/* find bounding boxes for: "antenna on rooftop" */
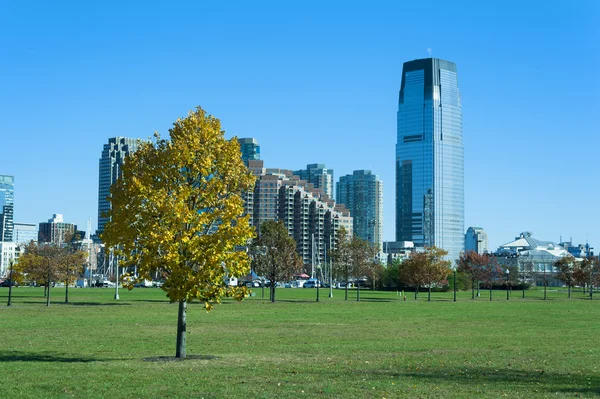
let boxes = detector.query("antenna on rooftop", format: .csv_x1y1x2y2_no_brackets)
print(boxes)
427,48,432,57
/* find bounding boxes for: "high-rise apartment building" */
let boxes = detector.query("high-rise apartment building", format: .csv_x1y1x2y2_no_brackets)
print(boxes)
97,137,140,235
0,175,14,242
237,138,260,165
336,170,383,250
465,227,488,254
38,214,77,244
245,161,351,266
396,58,464,261
293,164,334,198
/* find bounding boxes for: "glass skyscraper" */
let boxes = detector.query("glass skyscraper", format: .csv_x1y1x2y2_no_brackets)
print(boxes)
396,58,464,261
0,175,14,242
237,138,260,165
97,137,140,236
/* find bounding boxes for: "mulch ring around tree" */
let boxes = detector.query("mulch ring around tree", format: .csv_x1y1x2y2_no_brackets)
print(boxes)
143,355,220,362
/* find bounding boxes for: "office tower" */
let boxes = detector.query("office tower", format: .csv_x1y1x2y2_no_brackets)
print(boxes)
97,137,140,235
237,138,260,165
13,222,38,245
293,164,334,198
38,214,77,244
336,170,383,250
465,227,488,254
396,58,464,261
0,175,14,242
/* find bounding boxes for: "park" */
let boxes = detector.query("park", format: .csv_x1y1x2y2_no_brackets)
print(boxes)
1,286,599,398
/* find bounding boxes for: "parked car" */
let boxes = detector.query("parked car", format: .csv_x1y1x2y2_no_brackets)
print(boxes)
303,279,321,288
0,279,17,287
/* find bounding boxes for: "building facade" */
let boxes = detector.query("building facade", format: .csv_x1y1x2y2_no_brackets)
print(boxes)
246,161,351,267
237,138,260,165
0,175,15,242
38,214,77,245
336,170,383,250
97,137,140,235
13,222,38,245
0,241,16,275
293,164,334,198
396,58,464,261
465,227,488,254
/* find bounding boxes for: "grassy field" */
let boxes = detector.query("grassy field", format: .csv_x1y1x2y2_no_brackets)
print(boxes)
0,286,599,398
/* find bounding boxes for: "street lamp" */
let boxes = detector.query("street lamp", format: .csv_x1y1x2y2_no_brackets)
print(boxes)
506,268,510,300
453,269,457,302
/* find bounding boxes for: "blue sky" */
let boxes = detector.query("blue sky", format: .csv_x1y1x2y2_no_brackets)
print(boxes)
1,1,598,250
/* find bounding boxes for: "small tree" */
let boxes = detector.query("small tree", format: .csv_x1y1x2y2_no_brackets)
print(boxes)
18,242,66,306
554,255,577,298
401,246,451,301
331,227,352,300
349,236,377,302
252,220,302,302
456,250,490,299
102,107,255,358
480,257,503,301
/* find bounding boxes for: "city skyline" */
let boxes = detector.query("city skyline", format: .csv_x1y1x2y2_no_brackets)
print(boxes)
1,2,598,250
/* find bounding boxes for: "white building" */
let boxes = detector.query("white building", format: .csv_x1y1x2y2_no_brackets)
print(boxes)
0,241,16,276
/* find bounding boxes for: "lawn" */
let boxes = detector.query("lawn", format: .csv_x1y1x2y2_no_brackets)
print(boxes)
0,286,599,398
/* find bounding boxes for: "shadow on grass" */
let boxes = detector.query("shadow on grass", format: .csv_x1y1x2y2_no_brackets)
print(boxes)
0,351,108,363
19,301,130,306
354,366,600,396
143,355,220,362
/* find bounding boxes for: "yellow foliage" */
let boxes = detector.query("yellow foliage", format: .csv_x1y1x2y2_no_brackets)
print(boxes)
102,107,255,308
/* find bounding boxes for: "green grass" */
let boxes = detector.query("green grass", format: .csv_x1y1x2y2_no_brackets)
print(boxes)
0,286,599,398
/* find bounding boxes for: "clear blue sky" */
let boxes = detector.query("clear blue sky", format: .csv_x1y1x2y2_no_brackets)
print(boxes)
1,0,598,250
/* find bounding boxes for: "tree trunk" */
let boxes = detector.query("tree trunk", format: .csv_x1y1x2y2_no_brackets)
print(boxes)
356,279,360,302
477,281,480,297
345,275,348,301
176,300,187,358
271,285,275,303
43,284,47,297
428,285,431,301
490,287,492,301
46,271,51,307
471,279,475,300
568,284,571,299
414,285,418,300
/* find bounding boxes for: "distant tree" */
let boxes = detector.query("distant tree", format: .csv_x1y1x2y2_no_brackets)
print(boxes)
331,227,352,300
554,255,577,298
349,236,378,302
480,256,503,301
382,258,400,290
62,232,87,303
18,242,66,306
400,246,451,301
252,220,302,302
456,251,491,299
102,107,255,358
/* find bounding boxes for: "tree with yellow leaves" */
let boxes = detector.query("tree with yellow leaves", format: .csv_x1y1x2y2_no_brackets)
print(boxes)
102,107,255,358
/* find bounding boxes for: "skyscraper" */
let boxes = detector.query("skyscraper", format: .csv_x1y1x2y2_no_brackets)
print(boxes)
97,137,140,235
293,164,334,198
237,138,260,165
336,170,383,250
465,227,488,254
0,175,14,242
396,58,464,261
